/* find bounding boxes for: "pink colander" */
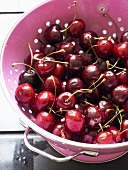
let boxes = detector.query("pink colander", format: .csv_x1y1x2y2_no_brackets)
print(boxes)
1,0,128,163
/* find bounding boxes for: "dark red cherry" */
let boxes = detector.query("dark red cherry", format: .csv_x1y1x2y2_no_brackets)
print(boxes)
93,131,116,144
65,110,85,133
95,38,113,59
121,119,128,141
106,126,123,143
35,111,55,131
80,127,97,144
74,103,85,114
55,42,75,61
52,123,72,139
66,77,84,99
124,101,128,116
34,57,56,78
67,19,86,38
40,43,56,56
98,100,115,122
15,83,35,104
83,106,104,128
35,91,55,111
79,51,94,66
116,71,128,85
56,92,76,110
100,70,118,93
42,75,62,95
120,31,128,42
113,42,128,60
18,70,41,89
52,63,66,80
79,31,98,51
44,24,63,44
111,85,128,105
81,64,101,85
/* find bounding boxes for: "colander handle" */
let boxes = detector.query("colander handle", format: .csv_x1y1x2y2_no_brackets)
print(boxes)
24,127,99,162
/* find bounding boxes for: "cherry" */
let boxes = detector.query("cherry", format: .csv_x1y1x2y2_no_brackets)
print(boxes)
65,109,85,133
83,106,104,128
121,119,128,141
79,31,98,51
67,19,86,38
111,85,128,105
93,131,116,144
106,126,123,143
35,91,55,111
56,92,76,110
124,101,128,116
98,100,115,122
113,42,128,61
18,70,41,89
116,71,128,85
61,81,67,93
74,103,85,114
95,38,113,59
55,42,75,61
52,123,72,139
80,127,97,144
44,24,63,44
15,83,35,104
35,111,55,131
52,63,66,80
66,77,85,99
42,75,62,95
40,43,56,56
34,57,56,78
120,31,128,42
79,51,94,66
81,64,101,85
100,70,118,93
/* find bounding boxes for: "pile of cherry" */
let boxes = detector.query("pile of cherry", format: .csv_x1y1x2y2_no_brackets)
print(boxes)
14,5,128,145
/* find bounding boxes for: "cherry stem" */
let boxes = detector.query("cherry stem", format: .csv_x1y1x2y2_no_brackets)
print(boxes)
84,100,95,106
107,58,120,70
60,1,77,33
12,62,44,83
103,13,118,39
28,43,34,70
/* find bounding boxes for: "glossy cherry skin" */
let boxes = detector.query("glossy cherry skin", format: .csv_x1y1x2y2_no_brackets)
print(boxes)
98,100,115,122
121,119,128,141
65,110,85,133
79,51,94,66
79,31,98,51
40,43,56,56
111,85,128,105
124,101,128,116
52,63,66,80
52,123,72,139
18,70,41,89
34,57,56,78
15,83,35,104
120,31,128,42
100,70,118,93
106,126,123,143
35,91,55,111
116,71,128,85
81,64,101,85
113,42,128,60
66,77,85,99
56,92,76,110
42,75,62,95
67,19,86,38
35,111,55,131
83,106,104,128
80,127,97,144
55,42,75,61
44,24,63,44
95,39,113,59
93,131,116,144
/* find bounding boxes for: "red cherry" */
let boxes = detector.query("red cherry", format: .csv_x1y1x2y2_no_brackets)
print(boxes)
113,42,128,60
65,110,85,133
52,63,66,80
93,131,116,144
35,111,55,131
120,31,128,42
121,119,128,141
35,91,55,111
116,71,128,85
67,19,86,38
15,83,35,104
